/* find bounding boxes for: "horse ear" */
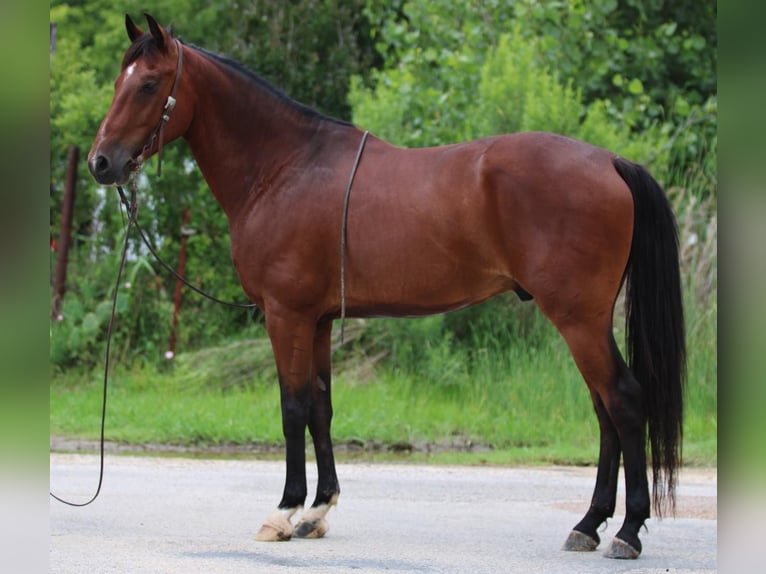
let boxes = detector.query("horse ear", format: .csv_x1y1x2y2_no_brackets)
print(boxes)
125,14,143,43
144,13,167,51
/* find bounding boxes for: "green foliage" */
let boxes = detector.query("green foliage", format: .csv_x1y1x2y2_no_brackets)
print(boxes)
218,0,378,120
49,1,716,467
364,316,470,390
351,0,495,147
49,316,716,464
351,12,669,171
344,2,717,466
356,0,716,187
473,28,667,170
474,30,581,137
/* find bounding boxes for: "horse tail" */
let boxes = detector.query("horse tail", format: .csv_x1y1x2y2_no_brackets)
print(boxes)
613,157,686,517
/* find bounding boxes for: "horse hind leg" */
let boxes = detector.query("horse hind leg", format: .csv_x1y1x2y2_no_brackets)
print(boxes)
563,390,621,552
601,360,651,559
554,318,650,559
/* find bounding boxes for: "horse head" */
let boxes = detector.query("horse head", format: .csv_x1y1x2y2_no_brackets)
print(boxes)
88,13,189,185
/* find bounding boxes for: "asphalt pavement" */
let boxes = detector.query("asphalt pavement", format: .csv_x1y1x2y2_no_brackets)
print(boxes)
50,454,716,573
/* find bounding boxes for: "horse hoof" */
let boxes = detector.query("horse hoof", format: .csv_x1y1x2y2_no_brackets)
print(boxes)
255,510,296,542
255,524,291,542
294,517,329,539
603,537,640,559
562,530,599,552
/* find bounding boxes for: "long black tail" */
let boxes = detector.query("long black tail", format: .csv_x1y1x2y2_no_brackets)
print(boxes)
613,157,686,517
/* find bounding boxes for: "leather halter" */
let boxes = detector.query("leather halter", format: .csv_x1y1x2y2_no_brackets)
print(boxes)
140,38,184,177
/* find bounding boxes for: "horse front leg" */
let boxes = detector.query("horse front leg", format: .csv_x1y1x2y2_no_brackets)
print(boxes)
255,312,316,542
294,319,339,539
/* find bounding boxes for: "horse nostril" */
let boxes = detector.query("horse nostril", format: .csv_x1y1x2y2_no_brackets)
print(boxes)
94,155,110,174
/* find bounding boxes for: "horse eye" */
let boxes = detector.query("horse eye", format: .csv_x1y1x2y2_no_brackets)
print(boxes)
140,81,158,94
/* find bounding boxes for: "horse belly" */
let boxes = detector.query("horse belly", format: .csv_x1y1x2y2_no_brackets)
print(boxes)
349,258,513,317
345,200,514,316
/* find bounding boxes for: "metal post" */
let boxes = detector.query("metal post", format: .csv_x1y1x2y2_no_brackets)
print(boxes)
51,145,78,320
166,207,191,359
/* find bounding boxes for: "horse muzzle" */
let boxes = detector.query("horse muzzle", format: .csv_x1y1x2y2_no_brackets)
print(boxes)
87,145,141,186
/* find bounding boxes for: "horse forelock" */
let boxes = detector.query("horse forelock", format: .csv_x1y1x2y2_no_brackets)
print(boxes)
121,26,175,69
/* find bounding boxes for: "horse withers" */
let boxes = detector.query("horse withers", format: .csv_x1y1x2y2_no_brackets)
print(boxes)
88,14,685,559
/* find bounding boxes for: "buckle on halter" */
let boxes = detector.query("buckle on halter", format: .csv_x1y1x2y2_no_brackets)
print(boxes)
162,96,176,123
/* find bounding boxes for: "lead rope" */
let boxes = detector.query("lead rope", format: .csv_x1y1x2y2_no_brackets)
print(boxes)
50,180,258,507
49,187,137,507
116,185,258,309
49,39,181,509
339,130,369,344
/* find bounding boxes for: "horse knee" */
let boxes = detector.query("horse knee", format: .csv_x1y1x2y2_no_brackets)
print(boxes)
281,389,310,434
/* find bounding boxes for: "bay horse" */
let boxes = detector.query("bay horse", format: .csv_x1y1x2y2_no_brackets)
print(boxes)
88,14,685,559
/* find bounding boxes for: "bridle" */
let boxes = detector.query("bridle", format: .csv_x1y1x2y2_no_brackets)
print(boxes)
139,38,184,177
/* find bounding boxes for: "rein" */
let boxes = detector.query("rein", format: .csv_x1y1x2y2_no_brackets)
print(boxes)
124,38,255,308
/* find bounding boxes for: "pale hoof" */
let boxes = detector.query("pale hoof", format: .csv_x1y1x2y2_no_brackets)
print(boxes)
562,530,599,552
293,501,334,539
603,537,640,559
255,523,292,542
294,517,329,539
255,509,297,542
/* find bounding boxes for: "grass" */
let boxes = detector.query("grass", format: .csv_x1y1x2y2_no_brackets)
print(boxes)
50,309,716,467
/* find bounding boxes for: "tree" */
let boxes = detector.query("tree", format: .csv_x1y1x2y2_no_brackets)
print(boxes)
357,0,716,189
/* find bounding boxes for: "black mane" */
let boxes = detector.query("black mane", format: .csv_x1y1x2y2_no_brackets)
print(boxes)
189,42,351,127
123,28,351,127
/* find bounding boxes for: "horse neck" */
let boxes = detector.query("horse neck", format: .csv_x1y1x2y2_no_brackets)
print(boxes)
181,47,324,218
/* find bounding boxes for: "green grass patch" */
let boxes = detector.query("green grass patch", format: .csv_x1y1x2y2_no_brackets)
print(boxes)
50,313,716,467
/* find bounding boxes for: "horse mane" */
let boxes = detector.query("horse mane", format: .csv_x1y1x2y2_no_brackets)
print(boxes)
189,42,352,127
123,27,351,128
